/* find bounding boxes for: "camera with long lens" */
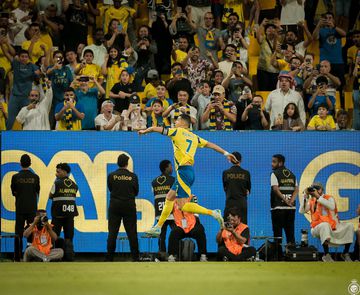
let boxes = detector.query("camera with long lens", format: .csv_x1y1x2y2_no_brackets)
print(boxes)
224,222,232,229
38,215,48,226
307,186,316,193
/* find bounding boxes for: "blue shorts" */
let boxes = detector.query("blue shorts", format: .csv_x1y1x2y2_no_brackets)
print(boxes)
171,166,195,199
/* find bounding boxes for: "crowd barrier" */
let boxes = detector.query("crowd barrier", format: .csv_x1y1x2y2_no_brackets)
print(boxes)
1,131,359,253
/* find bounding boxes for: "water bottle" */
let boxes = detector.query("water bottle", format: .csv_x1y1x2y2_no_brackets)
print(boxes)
301,229,308,247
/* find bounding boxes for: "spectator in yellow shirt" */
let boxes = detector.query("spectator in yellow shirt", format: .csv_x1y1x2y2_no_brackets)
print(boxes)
22,23,48,64
307,104,336,131
171,35,189,65
271,43,296,72
104,0,136,34
75,49,104,87
0,95,8,130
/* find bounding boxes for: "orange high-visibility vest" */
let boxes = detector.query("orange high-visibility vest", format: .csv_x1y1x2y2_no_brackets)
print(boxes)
173,198,196,234
222,223,248,255
309,194,338,230
32,226,53,255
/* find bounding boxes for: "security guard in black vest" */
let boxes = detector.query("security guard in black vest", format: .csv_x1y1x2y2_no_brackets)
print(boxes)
270,154,298,246
49,163,78,261
11,154,40,261
106,154,140,262
222,152,251,223
151,160,175,256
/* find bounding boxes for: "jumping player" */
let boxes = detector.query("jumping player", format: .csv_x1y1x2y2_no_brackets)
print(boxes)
139,113,238,237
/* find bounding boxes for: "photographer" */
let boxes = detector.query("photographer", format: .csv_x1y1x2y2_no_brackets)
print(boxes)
47,50,73,127
201,85,236,131
299,182,354,262
49,163,78,261
216,207,256,261
23,209,64,262
307,76,335,117
240,94,269,130
167,195,208,262
312,12,346,107
54,88,85,130
222,60,252,104
120,94,147,131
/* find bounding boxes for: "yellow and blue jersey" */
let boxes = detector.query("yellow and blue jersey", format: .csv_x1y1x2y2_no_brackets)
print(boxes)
165,127,208,168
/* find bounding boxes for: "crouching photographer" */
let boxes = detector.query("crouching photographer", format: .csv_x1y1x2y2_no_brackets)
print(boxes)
299,182,354,262
23,210,64,262
216,207,256,261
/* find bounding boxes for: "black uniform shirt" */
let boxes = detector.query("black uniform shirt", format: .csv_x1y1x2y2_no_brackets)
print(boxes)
11,170,40,214
222,166,251,201
107,168,139,201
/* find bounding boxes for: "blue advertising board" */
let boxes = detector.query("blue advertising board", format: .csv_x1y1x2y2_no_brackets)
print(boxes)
1,131,359,253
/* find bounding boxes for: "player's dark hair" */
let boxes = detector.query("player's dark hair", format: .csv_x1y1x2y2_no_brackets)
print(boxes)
20,154,31,168
117,154,129,168
159,160,171,174
179,114,191,127
273,154,285,165
56,163,71,174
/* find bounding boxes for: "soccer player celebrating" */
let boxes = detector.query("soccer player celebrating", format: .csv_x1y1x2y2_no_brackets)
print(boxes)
139,113,238,237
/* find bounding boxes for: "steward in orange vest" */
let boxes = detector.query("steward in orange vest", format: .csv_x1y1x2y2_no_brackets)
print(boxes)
216,207,256,261
167,195,207,261
300,182,354,262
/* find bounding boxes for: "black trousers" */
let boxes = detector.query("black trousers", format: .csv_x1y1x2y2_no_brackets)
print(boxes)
225,197,248,224
158,220,175,253
14,212,35,261
271,209,295,244
52,216,75,240
217,245,256,261
107,199,139,260
168,221,207,256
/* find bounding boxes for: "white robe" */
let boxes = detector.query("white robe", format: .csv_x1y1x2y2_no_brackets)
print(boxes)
299,194,354,245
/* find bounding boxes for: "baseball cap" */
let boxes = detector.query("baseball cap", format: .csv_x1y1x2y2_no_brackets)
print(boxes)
212,85,225,95
101,100,114,108
129,93,140,104
147,69,159,79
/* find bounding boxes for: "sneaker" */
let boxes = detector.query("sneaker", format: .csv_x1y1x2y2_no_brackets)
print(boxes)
212,209,224,227
223,256,229,262
341,253,353,262
144,225,161,237
200,254,208,262
322,253,334,262
168,255,176,262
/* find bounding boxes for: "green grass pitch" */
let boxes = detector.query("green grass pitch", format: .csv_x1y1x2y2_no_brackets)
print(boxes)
0,262,359,295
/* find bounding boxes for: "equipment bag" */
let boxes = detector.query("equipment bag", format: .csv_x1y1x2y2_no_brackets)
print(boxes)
179,239,195,261
285,244,319,261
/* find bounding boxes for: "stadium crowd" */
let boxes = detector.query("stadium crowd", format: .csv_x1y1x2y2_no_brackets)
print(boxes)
0,0,359,131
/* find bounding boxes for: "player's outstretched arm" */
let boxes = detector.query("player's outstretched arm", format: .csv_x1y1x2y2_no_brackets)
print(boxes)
205,142,239,164
138,126,164,135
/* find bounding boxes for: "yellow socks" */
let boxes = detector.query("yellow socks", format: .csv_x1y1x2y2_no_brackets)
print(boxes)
157,199,175,227
181,202,213,216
